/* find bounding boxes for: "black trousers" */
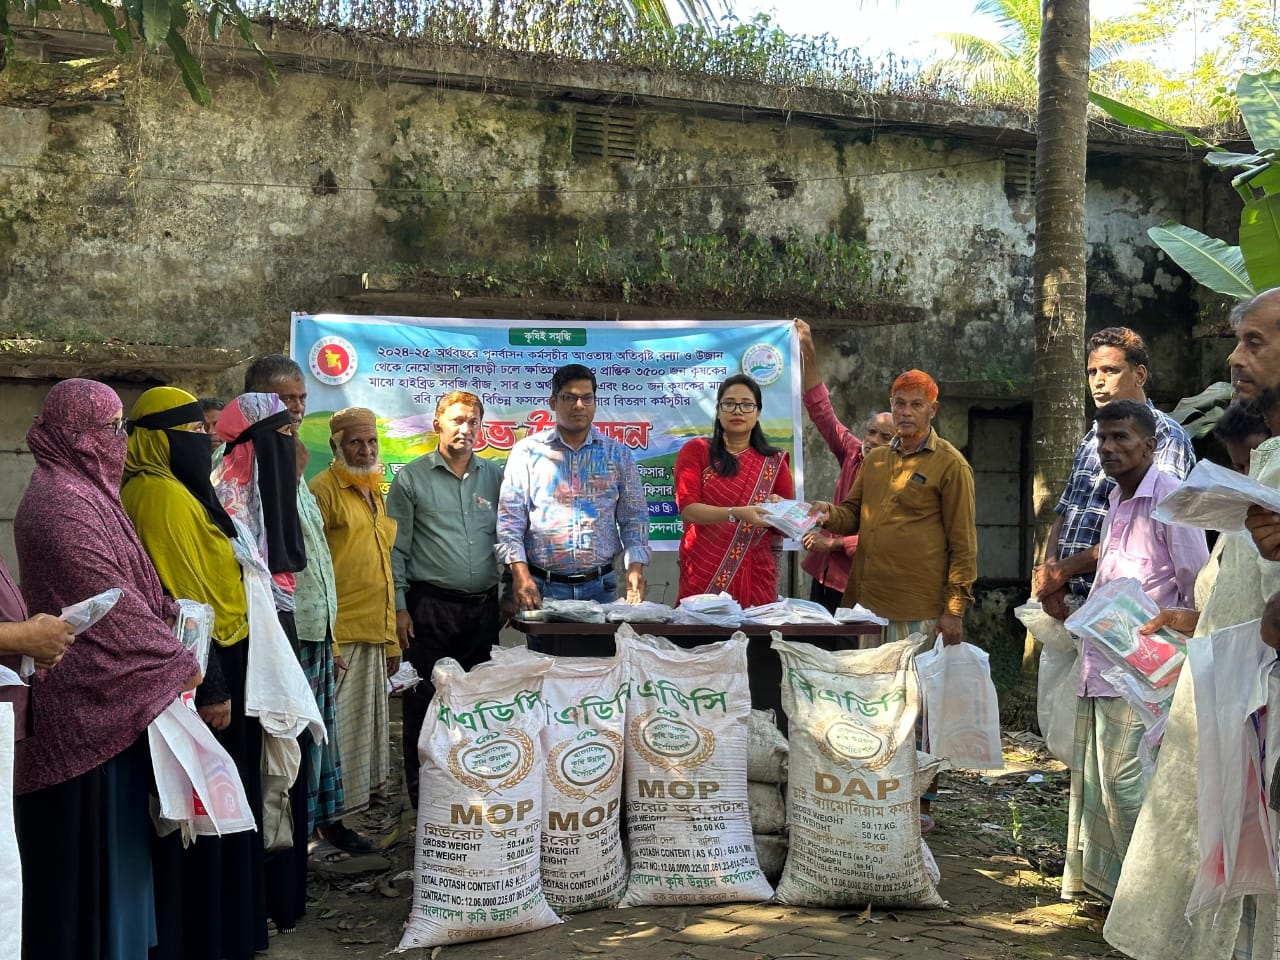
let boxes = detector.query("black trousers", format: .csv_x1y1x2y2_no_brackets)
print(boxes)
809,578,843,614
401,582,499,804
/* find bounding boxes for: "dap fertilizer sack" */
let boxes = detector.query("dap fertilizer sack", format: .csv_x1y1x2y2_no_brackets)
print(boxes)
773,637,943,908
398,651,560,951
617,624,773,906
531,649,630,913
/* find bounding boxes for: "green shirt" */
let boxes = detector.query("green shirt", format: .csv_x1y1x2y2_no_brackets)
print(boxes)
294,482,337,643
386,451,504,606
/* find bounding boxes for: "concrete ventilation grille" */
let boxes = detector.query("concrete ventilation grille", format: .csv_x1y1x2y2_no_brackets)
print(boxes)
1004,151,1035,196
572,109,637,162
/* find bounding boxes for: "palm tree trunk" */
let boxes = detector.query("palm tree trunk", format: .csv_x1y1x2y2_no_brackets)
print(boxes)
1011,0,1091,725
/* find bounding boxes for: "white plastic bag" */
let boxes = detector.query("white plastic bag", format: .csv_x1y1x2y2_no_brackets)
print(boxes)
148,696,257,844
0,704,19,960
1037,645,1080,765
240,559,324,742
915,637,1004,771
1065,578,1187,689
1014,599,1074,654
1186,621,1276,920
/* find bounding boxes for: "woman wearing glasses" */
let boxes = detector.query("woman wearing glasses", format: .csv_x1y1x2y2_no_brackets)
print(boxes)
674,374,793,607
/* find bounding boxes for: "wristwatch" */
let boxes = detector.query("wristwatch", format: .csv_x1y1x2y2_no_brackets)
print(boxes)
727,507,737,523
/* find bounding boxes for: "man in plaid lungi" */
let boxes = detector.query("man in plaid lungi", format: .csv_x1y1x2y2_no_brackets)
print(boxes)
1061,401,1206,910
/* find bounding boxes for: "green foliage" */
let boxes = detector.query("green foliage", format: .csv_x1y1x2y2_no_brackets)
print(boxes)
1094,69,1280,301
1,0,274,105
1171,381,1234,438
1099,0,1280,126
1145,223,1254,298
928,0,1128,111
395,227,909,317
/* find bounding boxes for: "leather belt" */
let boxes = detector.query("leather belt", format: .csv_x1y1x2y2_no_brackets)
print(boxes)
527,562,612,585
410,581,498,605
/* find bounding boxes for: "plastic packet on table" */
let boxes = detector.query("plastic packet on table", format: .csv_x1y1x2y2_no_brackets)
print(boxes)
60,588,124,635
1064,577,1186,688
834,604,890,627
600,600,674,623
743,598,840,625
538,599,606,623
757,499,819,539
672,592,743,627
174,599,215,673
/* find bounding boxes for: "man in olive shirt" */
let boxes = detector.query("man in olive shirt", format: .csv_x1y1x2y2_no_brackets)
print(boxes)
386,390,504,805
813,369,977,647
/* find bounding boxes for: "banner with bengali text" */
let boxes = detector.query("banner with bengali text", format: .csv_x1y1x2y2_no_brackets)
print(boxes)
289,314,803,549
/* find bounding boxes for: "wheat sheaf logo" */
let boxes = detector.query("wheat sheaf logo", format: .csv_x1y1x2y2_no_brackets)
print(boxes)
447,729,535,794
629,708,716,772
815,715,896,772
546,729,623,801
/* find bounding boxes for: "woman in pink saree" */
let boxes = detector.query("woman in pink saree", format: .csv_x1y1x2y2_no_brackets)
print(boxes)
675,375,793,607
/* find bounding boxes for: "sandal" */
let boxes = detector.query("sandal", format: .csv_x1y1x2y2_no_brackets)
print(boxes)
308,839,351,866
321,822,377,854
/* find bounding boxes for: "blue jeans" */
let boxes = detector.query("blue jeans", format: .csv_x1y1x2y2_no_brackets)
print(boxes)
536,571,617,604
528,572,616,653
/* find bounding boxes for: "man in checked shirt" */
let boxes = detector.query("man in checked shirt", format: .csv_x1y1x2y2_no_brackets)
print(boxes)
1033,327,1196,620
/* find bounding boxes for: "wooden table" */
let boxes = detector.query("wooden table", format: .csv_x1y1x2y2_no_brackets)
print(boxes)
511,619,882,732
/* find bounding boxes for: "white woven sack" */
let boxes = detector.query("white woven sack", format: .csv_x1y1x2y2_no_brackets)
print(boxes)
531,649,630,912
397,651,560,951
773,637,943,908
617,624,773,906
748,781,786,835
747,709,788,783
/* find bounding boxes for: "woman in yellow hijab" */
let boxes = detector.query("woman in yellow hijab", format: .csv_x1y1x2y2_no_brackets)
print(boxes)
122,385,268,959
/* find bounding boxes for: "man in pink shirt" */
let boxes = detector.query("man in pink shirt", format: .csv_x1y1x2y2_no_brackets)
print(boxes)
1063,398,1207,915
795,319,895,612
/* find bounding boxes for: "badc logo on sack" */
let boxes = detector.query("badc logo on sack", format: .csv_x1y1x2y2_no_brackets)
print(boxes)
309,336,358,385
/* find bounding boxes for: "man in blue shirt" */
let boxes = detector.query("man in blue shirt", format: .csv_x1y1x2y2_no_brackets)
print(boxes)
497,363,651,622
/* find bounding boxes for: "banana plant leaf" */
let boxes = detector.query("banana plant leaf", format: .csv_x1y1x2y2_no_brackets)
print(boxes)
1241,193,1280,291
1088,91,1218,150
1238,71,1280,156
1147,223,1255,299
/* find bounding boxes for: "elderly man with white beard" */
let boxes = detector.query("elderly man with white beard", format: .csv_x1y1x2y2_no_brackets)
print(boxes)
310,407,399,828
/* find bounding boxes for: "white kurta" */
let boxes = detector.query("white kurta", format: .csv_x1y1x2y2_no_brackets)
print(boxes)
1106,437,1280,960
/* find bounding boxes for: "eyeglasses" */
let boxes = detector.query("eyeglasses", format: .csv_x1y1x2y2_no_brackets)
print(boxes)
557,393,597,407
107,418,129,436
717,401,759,414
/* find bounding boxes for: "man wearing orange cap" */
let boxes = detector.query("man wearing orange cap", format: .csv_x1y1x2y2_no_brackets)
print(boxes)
812,369,977,647
310,406,399,828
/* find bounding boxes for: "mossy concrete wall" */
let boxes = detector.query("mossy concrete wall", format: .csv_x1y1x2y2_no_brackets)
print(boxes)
0,23,1238,602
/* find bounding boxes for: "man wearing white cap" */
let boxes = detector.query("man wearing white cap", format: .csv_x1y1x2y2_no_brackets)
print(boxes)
310,407,399,830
